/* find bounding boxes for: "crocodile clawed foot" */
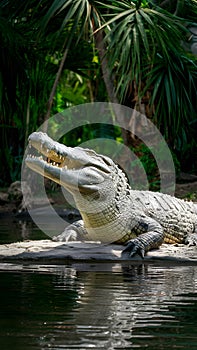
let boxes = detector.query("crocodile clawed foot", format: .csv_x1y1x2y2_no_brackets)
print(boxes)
122,241,145,259
52,229,78,242
185,233,197,247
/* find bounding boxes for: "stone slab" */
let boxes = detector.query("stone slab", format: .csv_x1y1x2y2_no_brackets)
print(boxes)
0,240,196,263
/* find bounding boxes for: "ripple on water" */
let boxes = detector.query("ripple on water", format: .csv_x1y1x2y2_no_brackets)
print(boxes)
0,263,196,349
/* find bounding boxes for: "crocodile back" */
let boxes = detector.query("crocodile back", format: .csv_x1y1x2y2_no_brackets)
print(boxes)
130,191,197,243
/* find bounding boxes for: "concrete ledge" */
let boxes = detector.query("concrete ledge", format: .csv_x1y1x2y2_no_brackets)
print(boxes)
0,240,196,263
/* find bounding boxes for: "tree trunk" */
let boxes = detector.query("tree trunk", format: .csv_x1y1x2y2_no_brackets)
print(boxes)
94,29,129,145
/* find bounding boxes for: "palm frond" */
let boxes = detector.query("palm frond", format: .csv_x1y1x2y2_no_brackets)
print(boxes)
144,53,197,140
97,1,189,101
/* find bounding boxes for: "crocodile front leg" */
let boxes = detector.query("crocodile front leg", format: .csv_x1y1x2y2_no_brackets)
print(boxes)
52,220,87,242
122,216,164,258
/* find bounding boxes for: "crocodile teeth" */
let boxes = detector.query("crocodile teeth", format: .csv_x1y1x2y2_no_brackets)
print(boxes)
28,153,62,167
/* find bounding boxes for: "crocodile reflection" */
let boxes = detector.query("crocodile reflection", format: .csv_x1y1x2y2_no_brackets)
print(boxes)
40,263,197,349
1,263,196,349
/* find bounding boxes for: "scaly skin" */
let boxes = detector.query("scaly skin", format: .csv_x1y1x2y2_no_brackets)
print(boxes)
25,132,197,258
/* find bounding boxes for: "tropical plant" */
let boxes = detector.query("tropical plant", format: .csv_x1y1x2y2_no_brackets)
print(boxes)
0,1,98,184
0,0,196,185
97,1,196,140
28,0,196,184
38,0,196,142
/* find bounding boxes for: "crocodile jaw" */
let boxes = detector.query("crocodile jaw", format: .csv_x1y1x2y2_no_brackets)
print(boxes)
25,132,112,193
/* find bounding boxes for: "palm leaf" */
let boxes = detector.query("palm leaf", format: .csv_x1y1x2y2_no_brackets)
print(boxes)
136,11,150,57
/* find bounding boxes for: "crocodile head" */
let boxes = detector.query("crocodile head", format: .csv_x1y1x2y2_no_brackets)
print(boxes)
25,132,116,197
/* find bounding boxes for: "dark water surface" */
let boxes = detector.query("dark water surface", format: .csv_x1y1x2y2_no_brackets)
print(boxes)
0,217,197,349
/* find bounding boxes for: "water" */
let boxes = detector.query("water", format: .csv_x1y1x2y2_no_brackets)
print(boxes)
0,214,48,243
0,217,197,349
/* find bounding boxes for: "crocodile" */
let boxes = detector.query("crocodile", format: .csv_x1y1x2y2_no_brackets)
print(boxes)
25,132,197,257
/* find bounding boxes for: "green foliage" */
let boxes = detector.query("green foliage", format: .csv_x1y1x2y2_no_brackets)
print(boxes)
98,0,196,139
55,71,89,110
144,53,196,140
0,1,99,184
130,142,180,191
58,123,121,148
0,0,196,185
134,143,160,190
